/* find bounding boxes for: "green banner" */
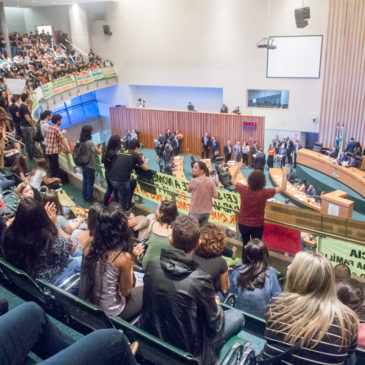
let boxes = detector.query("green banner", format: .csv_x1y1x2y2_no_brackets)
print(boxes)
52,75,77,94
102,66,117,78
29,93,39,119
41,82,53,99
76,70,94,85
134,172,240,231
318,237,365,278
92,68,104,80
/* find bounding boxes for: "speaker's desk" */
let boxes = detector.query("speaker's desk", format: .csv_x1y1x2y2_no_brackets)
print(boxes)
297,149,365,198
228,161,247,185
172,156,186,180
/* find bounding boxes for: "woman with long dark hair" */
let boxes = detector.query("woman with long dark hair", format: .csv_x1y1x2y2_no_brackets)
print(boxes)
102,135,121,206
79,125,101,203
229,238,281,317
0,198,76,284
79,203,144,320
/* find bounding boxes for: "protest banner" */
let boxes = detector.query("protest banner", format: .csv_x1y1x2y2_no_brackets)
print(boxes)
92,68,104,81
29,93,39,119
134,172,240,231
52,75,76,95
102,66,117,78
41,82,53,99
317,236,365,278
76,70,94,85
6,79,25,95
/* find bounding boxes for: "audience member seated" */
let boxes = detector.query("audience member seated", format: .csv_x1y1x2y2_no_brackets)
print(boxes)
141,200,178,270
192,223,230,296
0,301,137,364
0,198,77,285
15,182,34,199
337,151,348,166
29,158,62,191
336,278,365,349
306,184,316,197
187,101,195,111
296,179,306,192
11,154,28,182
139,215,244,364
257,251,358,364
326,146,339,158
79,203,144,320
334,263,351,285
0,171,14,191
229,238,281,318
344,137,355,156
42,189,84,237
71,203,103,252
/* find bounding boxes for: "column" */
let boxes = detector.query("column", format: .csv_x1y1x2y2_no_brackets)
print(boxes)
0,3,11,58
68,4,90,58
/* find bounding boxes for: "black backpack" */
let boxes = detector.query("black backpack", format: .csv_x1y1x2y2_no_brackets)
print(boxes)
34,123,44,143
72,142,92,167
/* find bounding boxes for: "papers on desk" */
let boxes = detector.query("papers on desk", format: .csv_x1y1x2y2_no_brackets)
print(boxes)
238,179,247,184
294,194,306,201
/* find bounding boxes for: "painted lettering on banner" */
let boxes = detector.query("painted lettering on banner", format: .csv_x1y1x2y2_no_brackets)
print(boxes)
76,70,94,85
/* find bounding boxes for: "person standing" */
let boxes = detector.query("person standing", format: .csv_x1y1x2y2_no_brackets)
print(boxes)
19,93,35,161
109,140,148,211
102,135,121,206
211,136,219,162
253,148,266,171
233,141,242,162
223,140,232,162
267,144,276,168
232,162,288,248
293,139,302,168
187,161,218,226
242,142,249,167
286,137,294,165
250,141,258,167
9,95,21,137
0,107,8,170
45,114,70,178
201,132,211,159
78,125,101,203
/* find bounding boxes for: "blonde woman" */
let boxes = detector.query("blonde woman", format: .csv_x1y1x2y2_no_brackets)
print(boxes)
258,251,358,364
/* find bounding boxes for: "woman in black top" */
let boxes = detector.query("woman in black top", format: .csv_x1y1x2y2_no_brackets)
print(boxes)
102,135,121,206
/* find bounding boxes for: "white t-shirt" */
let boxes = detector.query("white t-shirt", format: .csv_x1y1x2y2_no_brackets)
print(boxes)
29,169,47,189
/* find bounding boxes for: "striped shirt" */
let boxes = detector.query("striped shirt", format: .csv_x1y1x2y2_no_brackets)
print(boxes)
259,308,358,364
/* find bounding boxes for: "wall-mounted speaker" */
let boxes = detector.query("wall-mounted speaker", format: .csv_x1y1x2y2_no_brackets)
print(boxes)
103,25,112,36
295,7,310,28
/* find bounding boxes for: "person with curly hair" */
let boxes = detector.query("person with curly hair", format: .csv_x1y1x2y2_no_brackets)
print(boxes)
192,223,230,295
229,238,281,317
79,203,144,320
232,162,288,249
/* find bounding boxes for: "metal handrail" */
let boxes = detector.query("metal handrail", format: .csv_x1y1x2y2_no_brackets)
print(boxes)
6,132,25,148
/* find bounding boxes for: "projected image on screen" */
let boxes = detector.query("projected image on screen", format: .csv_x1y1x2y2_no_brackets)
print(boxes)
248,89,289,109
267,35,323,78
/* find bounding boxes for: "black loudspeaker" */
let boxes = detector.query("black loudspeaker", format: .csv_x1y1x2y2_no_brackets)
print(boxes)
295,7,310,28
103,25,112,36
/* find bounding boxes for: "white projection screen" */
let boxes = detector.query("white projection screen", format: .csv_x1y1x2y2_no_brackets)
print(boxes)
267,35,323,78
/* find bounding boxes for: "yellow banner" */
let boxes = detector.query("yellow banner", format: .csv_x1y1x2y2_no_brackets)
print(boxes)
318,236,365,278
134,172,240,231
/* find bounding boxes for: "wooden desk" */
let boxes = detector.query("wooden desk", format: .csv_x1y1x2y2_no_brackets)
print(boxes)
172,156,186,180
321,190,354,219
297,149,365,198
269,168,320,212
361,156,365,170
228,161,248,185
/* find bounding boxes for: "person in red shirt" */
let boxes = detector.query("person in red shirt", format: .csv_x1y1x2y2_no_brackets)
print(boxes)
232,161,288,248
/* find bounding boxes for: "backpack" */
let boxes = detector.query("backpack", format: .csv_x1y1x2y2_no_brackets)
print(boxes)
72,142,92,167
34,123,44,143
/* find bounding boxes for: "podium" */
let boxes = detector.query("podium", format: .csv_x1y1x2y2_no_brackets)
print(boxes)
321,190,354,219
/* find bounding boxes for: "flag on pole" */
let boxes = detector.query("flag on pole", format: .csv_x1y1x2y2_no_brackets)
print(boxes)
334,126,340,149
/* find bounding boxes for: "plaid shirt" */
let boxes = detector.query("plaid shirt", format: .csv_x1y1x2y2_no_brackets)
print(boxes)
45,124,63,155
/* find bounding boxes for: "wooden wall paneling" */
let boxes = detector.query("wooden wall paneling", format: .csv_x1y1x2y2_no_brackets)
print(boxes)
320,0,365,148
110,107,265,157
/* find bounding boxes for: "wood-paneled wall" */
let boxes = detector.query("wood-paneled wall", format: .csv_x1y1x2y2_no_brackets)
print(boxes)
110,107,265,156
319,0,365,148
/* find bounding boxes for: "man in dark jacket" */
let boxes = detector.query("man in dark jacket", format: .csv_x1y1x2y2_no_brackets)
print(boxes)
253,149,266,170
223,140,232,162
201,132,211,158
140,216,243,364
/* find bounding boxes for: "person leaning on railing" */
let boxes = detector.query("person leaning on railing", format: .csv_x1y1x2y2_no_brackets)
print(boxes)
231,161,288,251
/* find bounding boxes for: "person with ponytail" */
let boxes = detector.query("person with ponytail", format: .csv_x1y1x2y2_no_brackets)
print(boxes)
258,251,358,364
79,203,144,320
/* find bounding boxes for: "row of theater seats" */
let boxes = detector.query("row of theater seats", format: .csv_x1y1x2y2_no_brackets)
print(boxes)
0,257,259,364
